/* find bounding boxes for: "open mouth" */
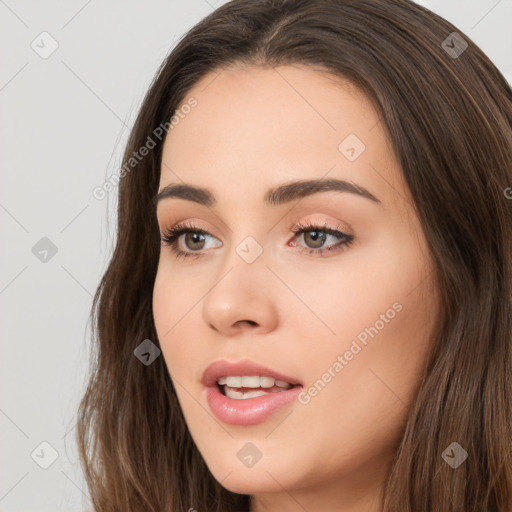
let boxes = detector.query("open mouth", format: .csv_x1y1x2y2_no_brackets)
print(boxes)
204,375,302,426
205,371,303,425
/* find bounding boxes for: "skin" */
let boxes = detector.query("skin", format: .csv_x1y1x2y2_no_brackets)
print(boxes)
152,63,439,512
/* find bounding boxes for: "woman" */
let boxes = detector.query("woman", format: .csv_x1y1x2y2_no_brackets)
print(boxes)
77,1,512,511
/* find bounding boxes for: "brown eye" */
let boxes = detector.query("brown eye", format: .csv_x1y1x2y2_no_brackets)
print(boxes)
302,230,327,249
160,221,221,260
291,221,355,257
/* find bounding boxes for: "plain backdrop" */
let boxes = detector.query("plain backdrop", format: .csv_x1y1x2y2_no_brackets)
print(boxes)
1,0,511,510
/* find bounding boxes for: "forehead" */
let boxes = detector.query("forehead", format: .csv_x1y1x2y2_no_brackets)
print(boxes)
165,63,376,155
159,64,409,216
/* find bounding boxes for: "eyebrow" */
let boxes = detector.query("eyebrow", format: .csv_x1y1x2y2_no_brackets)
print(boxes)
152,178,381,210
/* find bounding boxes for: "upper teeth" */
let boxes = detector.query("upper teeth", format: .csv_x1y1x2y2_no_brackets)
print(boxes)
217,376,292,389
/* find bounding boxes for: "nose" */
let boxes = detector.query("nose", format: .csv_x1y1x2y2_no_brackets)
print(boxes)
201,250,279,336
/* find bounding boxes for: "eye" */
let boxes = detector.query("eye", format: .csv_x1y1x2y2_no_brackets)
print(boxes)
160,220,221,260
160,220,355,260
290,220,354,257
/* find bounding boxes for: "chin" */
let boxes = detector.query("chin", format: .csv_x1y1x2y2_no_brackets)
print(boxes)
215,473,277,495
206,456,302,496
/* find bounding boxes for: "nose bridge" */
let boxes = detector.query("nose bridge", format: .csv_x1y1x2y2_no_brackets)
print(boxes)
233,232,266,266
213,227,269,297
200,227,279,335
217,207,270,268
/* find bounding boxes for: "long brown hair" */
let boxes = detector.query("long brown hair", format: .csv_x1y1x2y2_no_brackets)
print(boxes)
77,1,512,510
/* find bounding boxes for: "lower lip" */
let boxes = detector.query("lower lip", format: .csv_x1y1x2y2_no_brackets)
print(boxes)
205,384,303,426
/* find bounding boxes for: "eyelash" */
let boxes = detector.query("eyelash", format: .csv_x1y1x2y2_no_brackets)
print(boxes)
160,219,355,260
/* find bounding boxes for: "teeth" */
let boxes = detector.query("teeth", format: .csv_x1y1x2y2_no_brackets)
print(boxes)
224,376,242,387
260,376,276,388
217,375,296,400
224,388,270,400
217,376,293,389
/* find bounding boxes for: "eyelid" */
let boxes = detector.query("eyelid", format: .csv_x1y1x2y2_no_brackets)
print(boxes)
291,217,353,237
159,217,350,242
160,217,355,260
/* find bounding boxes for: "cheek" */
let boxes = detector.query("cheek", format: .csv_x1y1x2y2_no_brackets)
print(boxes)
152,264,191,376
152,266,172,344
287,241,436,481
152,256,206,336
282,220,434,348
292,222,436,410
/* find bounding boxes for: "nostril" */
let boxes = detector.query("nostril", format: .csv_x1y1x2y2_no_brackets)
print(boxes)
236,320,258,327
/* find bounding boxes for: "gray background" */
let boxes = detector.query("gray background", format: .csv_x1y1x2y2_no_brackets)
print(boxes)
1,0,511,510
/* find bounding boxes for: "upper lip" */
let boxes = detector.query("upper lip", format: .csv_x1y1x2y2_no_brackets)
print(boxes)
202,359,303,388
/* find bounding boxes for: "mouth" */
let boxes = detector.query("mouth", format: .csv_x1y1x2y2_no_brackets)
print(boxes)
202,359,303,426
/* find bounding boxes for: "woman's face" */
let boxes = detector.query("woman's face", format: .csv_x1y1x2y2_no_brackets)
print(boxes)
153,64,438,511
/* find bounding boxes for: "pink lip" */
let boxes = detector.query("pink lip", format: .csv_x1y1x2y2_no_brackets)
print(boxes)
201,359,302,388
202,359,303,426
